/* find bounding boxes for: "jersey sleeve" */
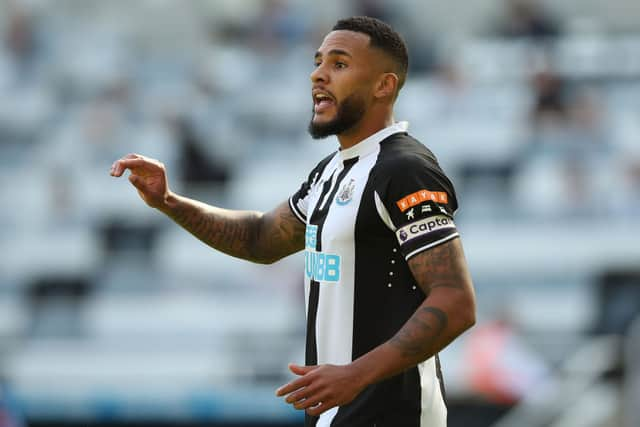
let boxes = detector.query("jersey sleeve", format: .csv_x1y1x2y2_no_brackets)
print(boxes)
289,154,333,224
375,159,459,260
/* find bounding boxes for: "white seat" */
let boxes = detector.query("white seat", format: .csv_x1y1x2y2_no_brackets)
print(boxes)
83,290,300,338
152,228,253,285
455,39,532,84
4,338,238,394
0,227,101,284
462,219,640,279
225,147,328,211
0,297,29,341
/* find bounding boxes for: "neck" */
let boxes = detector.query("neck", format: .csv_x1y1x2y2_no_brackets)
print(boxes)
337,113,394,150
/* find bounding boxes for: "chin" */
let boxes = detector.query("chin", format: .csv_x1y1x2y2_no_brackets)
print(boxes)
312,113,334,124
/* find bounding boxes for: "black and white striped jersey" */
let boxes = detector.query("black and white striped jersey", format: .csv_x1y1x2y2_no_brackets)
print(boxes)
289,122,459,427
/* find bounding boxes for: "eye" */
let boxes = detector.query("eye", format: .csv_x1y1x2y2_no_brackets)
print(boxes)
335,62,347,69
314,61,321,68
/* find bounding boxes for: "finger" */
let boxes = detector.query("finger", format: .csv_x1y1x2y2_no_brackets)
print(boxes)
276,364,317,396
112,158,151,177
285,383,318,404
118,158,151,170
110,154,143,176
289,364,317,376
293,391,325,410
276,375,312,397
306,401,334,417
120,153,142,162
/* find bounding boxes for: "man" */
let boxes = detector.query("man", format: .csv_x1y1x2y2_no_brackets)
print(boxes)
111,16,475,427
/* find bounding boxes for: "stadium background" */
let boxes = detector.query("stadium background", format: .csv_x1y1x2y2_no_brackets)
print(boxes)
1,0,639,426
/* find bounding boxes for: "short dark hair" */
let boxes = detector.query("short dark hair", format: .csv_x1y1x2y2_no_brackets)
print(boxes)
332,16,409,94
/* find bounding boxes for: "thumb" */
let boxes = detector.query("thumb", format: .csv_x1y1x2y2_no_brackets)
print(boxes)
288,363,317,376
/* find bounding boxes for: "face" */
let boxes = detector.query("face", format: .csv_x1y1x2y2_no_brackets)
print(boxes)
308,30,381,139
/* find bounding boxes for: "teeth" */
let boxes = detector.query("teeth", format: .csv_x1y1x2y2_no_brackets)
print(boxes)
316,97,331,105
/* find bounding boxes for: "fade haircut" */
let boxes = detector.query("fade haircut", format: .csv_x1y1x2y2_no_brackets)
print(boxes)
332,16,409,95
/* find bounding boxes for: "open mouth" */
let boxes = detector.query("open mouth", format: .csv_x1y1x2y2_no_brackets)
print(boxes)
313,91,336,114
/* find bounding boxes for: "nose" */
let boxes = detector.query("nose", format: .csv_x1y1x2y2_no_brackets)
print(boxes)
310,63,328,84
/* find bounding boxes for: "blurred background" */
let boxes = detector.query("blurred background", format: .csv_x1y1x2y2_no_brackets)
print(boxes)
0,0,639,426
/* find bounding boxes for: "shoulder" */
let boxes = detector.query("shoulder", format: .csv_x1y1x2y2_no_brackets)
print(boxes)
373,133,455,191
374,133,438,170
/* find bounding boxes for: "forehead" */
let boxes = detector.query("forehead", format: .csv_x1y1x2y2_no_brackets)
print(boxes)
316,30,371,57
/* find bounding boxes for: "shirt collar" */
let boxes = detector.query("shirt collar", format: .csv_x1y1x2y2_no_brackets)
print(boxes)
338,121,409,161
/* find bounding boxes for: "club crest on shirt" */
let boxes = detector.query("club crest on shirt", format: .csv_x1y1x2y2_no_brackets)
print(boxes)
335,179,355,206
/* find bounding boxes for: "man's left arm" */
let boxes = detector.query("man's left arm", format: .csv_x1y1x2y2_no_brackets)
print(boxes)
277,237,476,416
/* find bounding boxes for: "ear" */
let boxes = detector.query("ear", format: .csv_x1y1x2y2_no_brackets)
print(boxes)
373,73,399,100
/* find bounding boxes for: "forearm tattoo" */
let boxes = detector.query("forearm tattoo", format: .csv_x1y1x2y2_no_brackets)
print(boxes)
390,238,469,358
168,200,304,263
390,306,448,357
168,203,260,260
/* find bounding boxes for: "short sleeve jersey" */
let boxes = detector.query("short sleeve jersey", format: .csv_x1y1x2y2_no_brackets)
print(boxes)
289,122,458,427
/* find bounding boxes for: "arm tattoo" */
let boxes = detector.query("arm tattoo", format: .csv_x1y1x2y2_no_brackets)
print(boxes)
408,238,465,292
389,238,473,359
169,202,260,260
390,306,448,357
259,204,306,261
167,199,304,263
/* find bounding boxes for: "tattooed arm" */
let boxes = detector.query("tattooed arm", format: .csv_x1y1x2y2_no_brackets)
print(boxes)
355,237,475,380
110,153,305,263
162,196,305,263
277,237,476,416
388,238,476,357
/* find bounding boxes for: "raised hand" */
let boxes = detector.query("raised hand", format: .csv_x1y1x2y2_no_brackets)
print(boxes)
110,153,170,209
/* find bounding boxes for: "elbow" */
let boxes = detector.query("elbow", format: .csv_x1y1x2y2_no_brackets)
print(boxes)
251,252,283,265
449,287,476,335
454,309,475,339
464,308,476,331
461,293,477,332
248,254,275,265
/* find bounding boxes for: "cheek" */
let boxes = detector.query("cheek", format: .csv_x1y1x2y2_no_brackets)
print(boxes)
333,69,371,95
351,74,377,101
342,87,373,109
335,77,374,105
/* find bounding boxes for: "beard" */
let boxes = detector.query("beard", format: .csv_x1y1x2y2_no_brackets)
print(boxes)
308,92,366,139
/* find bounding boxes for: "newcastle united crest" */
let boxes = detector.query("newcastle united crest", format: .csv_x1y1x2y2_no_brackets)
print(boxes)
335,179,355,206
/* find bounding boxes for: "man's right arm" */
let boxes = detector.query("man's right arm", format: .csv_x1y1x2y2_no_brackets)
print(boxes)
111,153,305,264
162,195,305,264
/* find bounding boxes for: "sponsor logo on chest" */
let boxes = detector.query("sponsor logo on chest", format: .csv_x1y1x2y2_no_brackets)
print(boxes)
304,224,341,283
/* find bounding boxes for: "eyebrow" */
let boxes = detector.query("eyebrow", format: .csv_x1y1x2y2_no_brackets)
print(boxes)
314,49,353,59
